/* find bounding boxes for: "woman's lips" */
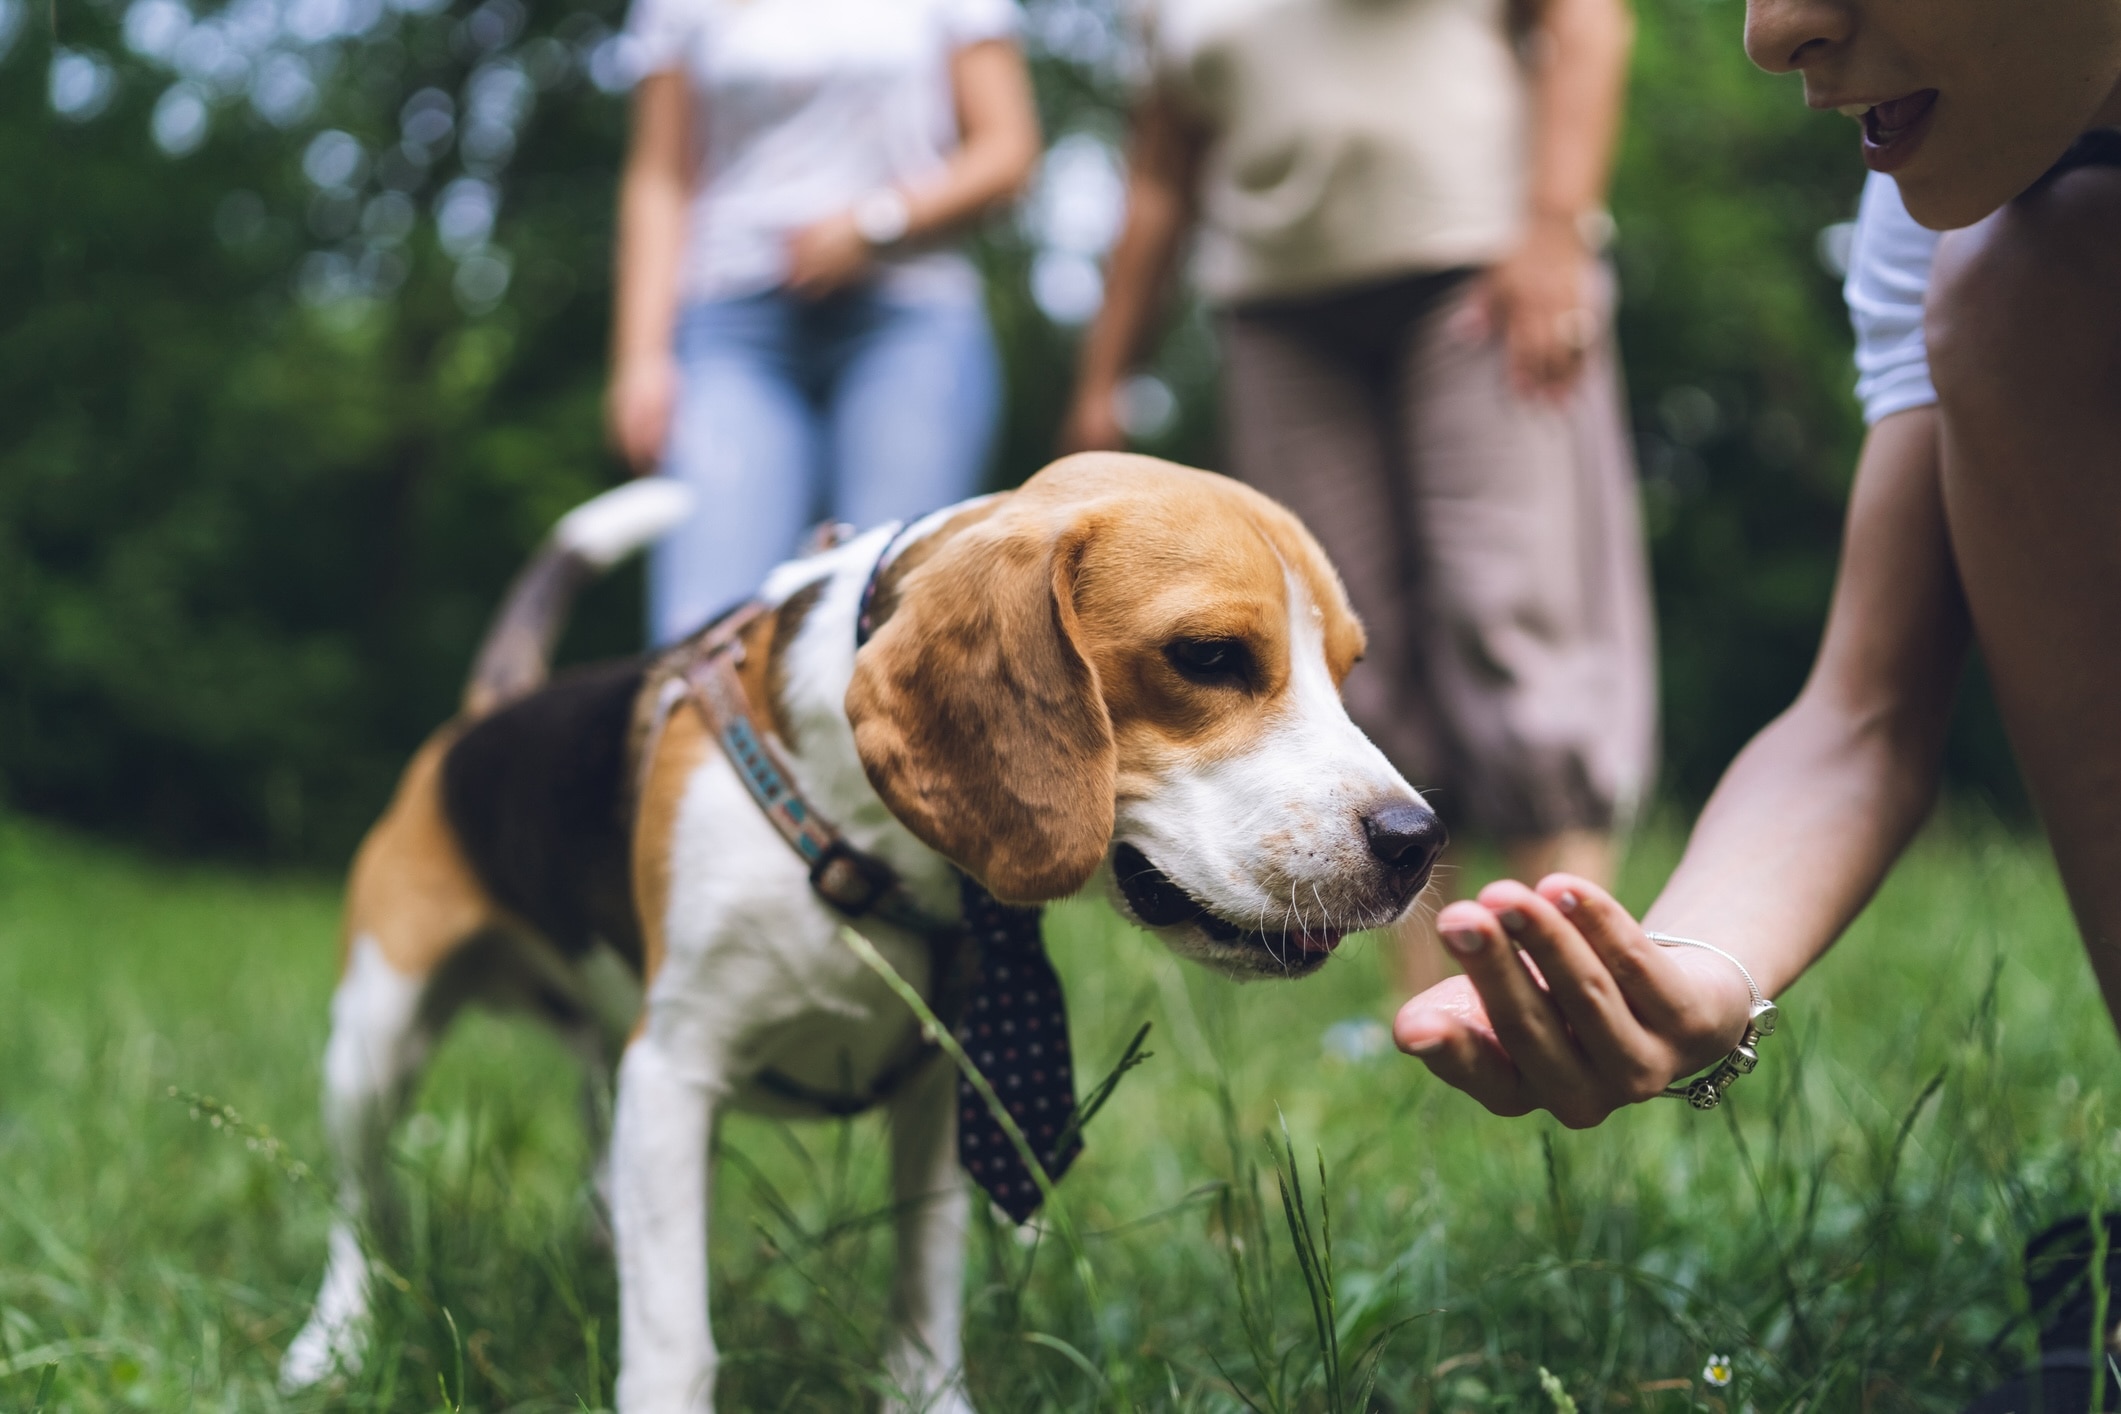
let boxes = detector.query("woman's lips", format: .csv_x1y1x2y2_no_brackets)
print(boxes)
1844,90,1938,173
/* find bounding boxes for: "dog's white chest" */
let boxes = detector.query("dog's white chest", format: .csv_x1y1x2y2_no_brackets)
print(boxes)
642,745,952,1113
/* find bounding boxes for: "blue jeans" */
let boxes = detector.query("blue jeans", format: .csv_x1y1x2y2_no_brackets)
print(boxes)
648,284,1002,645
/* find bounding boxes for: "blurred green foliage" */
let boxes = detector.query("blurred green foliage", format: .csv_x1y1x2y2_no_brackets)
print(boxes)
3,0,638,856
0,0,2017,863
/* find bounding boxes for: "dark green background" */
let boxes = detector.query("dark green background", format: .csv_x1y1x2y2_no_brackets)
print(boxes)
0,0,2018,862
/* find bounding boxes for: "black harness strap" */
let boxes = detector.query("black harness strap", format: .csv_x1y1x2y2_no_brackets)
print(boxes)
855,518,918,650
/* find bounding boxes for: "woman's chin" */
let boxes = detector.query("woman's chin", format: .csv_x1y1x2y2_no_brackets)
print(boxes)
1893,115,2106,231
1890,156,2024,232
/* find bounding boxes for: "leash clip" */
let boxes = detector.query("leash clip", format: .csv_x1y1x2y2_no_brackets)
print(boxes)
809,838,897,917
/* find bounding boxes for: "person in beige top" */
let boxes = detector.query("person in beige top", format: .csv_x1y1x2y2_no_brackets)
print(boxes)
1065,0,1656,989
1156,0,1534,301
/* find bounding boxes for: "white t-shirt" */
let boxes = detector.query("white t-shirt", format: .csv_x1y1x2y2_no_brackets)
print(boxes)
1844,172,1941,424
621,0,1019,303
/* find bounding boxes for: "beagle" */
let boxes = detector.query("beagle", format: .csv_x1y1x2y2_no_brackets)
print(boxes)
281,453,1445,1412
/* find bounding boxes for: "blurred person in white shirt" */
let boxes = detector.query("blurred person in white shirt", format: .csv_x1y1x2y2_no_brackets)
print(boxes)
608,0,1040,643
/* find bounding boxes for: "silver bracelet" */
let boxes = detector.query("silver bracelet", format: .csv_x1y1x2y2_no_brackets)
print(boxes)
1645,931,1780,1110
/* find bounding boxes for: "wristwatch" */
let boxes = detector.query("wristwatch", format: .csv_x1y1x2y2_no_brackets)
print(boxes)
852,188,912,248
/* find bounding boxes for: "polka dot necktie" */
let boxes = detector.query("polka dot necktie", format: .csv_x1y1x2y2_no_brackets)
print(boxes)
955,875,1081,1224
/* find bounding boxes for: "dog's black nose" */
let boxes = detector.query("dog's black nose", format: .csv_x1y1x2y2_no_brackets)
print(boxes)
1363,800,1447,875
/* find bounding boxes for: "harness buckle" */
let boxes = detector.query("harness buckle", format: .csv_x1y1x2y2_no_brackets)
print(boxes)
809,838,897,917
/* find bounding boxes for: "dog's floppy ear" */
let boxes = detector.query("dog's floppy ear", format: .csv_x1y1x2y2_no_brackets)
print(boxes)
846,508,1116,904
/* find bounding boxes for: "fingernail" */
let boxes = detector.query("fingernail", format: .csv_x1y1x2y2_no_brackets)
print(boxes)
1557,890,1581,912
1396,1011,1447,1054
1498,909,1527,937
1441,927,1484,956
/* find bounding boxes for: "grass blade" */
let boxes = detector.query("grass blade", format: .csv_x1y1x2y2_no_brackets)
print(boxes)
836,925,1127,1406
1023,1330,1113,1395
1052,1021,1155,1160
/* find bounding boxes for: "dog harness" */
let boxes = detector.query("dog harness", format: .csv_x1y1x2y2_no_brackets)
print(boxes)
674,533,1082,1222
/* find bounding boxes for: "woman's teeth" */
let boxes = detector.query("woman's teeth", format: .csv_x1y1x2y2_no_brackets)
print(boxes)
1839,104,1873,118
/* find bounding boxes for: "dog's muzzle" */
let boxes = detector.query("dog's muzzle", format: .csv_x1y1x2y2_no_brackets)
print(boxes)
1112,800,1443,969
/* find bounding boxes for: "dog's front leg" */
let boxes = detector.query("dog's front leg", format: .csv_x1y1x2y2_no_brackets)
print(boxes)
883,1055,976,1414
612,1036,720,1413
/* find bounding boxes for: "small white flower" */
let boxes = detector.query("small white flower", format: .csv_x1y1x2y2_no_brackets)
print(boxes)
1703,1353,1733,1388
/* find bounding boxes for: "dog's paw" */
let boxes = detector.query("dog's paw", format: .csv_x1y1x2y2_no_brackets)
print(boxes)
879,1351,976,1414
278,1309,364,1392
881,1391,977,1414
281,1224,374,1391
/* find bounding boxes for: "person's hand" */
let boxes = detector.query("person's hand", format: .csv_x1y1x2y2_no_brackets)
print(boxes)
786,210,874,299
606,353,679,475
1059,380,1127,454
1394,875,1757,1129
1453,212,1600,400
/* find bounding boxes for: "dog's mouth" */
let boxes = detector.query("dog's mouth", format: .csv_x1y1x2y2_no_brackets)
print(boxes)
1112,844,1348,962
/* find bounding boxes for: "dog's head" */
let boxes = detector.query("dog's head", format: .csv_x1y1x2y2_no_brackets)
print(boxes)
847,453,1443,978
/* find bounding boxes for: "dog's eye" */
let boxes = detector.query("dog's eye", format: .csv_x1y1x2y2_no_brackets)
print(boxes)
1166,637,1252,687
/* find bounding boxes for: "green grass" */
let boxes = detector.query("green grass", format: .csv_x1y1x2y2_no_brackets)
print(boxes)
3,809,2118,1411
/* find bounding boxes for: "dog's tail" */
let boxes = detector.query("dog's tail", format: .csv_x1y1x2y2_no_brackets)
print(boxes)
461,478,696,719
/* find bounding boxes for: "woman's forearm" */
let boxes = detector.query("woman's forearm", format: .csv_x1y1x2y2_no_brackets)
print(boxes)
1075,169,1192,395
1480,0,1631,394
1643,410,1968,994
611,72,691,371
1523,0,1632,225
612,173,686,367
893,40,1041,245
1072,95,1203,398
1645,670,1948,995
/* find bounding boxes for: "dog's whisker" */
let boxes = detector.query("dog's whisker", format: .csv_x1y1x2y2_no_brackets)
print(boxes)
1283,882,1301,974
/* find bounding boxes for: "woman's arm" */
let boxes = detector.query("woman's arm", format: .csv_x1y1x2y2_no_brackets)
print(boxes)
1641,409,1964,975
1396,408,1971,1126
1059,89,1208,453
1469,0,1633,396
786,39,1041,297
607,70,693,474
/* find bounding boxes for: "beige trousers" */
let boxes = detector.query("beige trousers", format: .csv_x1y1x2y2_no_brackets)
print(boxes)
1221,268,1658,839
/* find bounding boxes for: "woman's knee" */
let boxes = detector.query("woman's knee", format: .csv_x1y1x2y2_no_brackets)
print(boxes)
1926,164,2121,419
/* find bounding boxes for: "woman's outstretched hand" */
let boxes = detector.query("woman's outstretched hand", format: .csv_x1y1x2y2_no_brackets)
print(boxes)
1394,875,1756,1128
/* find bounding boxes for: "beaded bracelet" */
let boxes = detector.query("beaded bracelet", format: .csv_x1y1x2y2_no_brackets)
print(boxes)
1645,932,1779,1110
